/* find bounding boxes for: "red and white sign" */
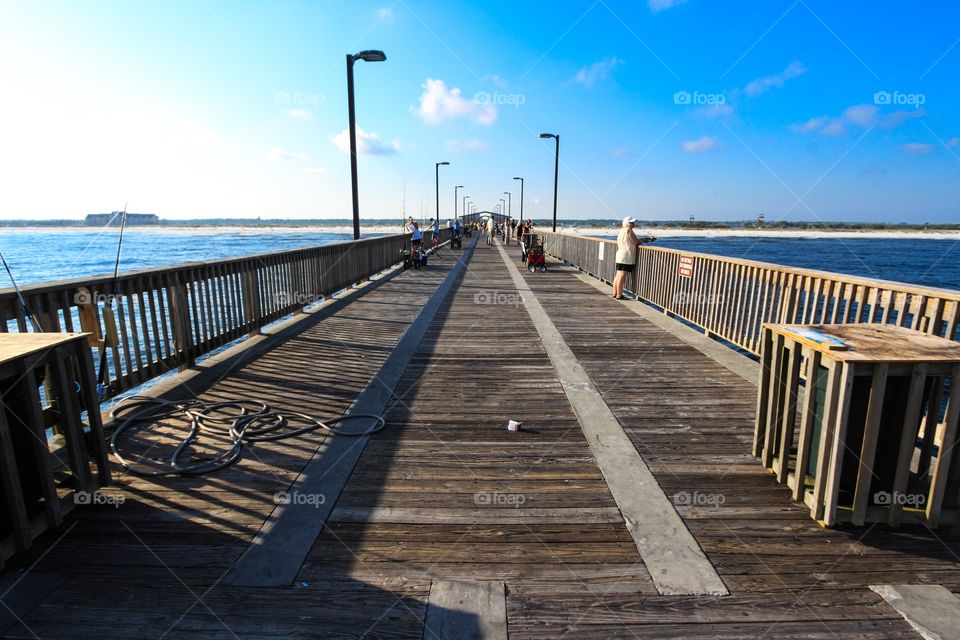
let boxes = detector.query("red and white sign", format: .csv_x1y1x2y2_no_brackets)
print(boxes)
678,255,694,278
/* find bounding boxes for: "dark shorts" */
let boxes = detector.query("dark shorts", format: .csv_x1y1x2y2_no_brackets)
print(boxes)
615,263,635,272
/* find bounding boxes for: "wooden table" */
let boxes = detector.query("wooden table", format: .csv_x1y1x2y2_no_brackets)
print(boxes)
753,323,960,527
0,333,110,567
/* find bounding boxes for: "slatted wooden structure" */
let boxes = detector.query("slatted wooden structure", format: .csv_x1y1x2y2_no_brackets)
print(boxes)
0,333,109,568
1,238,958,638
754,323,960,527
0,230,448,397
541,231,960,354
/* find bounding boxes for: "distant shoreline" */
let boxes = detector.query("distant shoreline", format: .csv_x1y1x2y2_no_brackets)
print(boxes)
2,224,959,240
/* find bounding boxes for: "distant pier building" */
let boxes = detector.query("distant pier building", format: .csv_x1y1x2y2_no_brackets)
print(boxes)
85,212,159,226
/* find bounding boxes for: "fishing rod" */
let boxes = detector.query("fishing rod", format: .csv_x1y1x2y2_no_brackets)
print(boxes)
95,204,128,400
0,249,42,332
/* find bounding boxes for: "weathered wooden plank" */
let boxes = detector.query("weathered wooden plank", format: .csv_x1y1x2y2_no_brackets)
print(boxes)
424,580,506,640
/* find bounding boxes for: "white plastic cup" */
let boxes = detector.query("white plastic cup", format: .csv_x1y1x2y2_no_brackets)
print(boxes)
507,420,522,432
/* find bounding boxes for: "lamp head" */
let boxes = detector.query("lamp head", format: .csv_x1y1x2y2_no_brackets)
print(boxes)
455,185,464,188
355,50,386,62
539,133,557,139
513,176,522,180
437,161,450,167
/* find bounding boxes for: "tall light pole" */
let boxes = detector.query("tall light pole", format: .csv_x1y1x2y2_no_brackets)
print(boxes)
499,198,505,223
454,185,463,222
346,49,387,240
513,176,524,226
540,133,559,232
462,195,469,221
435,161,450,228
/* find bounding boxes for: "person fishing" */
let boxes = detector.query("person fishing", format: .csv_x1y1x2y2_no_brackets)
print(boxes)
430,217,441,254
613,216,640,300
406,217,422,255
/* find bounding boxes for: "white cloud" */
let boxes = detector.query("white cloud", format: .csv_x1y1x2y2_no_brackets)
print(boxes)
649,0,686,12
332,126,400,155
682,136,719,153
481,74,509,89
744,61,807,96
696,103,734,119
413,78,497,125
267,148,308,162
376,6,393,21
302,167,328,175
790,104,877,136
880,108,926,130
446,138,490,152
843,104,878,127
948,137,960,148
570,56,623,88
790,116,829,133
288,108,313,121
611,148,630,158
901,143,934,155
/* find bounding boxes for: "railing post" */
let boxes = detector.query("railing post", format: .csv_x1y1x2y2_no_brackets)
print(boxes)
242,263,262,337
168,274,195,370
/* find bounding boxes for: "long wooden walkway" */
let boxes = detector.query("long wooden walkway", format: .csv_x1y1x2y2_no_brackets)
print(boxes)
2,235,959,638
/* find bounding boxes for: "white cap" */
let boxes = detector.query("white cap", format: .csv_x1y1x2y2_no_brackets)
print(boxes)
622,216,636,226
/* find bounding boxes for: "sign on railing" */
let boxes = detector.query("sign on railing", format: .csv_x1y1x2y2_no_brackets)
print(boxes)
540,231,960,355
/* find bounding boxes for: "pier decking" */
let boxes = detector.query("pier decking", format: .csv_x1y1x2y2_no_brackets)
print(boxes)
2,235,959,639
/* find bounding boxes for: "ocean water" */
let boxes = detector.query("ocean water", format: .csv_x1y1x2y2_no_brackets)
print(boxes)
643,236,959,292
0,229,957,292
0,229,366,287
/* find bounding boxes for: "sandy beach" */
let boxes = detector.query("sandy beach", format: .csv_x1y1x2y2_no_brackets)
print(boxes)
2,224,959,240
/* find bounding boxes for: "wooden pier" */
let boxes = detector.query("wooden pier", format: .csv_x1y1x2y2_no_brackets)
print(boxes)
1,232,959,639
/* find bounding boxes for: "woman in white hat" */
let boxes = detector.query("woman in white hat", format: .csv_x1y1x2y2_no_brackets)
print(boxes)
613,216,640,300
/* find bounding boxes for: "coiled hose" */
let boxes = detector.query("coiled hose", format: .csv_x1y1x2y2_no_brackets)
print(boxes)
109,396,386,477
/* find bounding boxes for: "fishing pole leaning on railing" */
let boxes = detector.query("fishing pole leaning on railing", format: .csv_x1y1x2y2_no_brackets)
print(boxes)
94,205,127,401
0,249,43,333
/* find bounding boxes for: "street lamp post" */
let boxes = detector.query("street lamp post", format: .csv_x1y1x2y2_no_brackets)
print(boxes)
436,161,450,232
513,176,524,226
540,133,559,232
503,191,511,242
346,49,387,240
463,196,469,222
454,185,463,222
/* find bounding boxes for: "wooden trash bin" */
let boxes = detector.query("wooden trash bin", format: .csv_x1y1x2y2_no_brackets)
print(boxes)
0,333,110,567
753,323,960,527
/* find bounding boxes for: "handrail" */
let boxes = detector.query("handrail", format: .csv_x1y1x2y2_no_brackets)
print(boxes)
540,231,960,355
0,230,449,395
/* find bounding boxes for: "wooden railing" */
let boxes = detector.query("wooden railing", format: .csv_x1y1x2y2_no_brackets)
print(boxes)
0,230,448,396
541,231,960,355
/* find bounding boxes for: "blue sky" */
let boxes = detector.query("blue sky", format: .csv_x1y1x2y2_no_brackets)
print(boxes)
1,0,958,222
